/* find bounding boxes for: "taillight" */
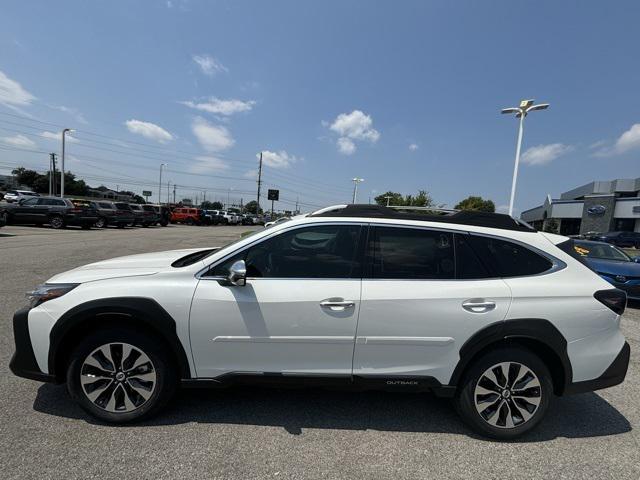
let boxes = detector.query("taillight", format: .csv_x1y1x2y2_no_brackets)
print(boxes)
594,289,627,315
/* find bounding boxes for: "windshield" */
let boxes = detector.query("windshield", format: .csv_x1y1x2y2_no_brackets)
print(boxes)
574,242,631,262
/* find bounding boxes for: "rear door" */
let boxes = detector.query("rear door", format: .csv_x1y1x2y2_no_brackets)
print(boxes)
353,226,511,386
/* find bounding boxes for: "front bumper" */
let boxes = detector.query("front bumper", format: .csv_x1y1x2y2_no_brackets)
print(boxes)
564,342,630,395
9,307,59,383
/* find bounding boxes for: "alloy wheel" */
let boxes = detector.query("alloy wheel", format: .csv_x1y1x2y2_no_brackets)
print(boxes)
80,342,157,413
473,361,542,429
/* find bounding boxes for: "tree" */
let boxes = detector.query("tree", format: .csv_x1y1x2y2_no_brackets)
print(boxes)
374,190,435,207
243,200,261,214
454,196,496,213
11,168,42,190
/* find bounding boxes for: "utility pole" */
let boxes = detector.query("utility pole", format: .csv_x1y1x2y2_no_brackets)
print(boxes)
173,184,176,204
49,153,57,196
295,196,299,214
167,181,171,204
351,178,364,203
51,154,57,197
256,151,263,214
158,163,167,204
384,195,392,207
60,128,73,198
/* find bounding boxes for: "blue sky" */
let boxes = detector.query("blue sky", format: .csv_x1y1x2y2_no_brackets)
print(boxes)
0,0,639,213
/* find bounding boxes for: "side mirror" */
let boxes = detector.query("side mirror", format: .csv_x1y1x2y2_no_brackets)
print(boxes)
227,259,247,286
633,257,640,264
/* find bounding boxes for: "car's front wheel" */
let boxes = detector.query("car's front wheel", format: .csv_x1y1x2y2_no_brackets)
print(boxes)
66,327,177,423
95,217,107,228
455,347,551,440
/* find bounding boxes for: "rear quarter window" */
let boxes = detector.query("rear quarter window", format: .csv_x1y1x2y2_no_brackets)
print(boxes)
468,235,553,277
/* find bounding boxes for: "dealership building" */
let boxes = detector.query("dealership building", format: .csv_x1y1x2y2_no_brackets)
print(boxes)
520,177,640,235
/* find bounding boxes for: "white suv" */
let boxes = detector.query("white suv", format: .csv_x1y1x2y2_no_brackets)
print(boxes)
10,204,629,439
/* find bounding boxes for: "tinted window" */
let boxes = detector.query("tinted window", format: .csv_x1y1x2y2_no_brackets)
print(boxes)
142,205,155,211
371,227,455,279
454,234,490,279
99,202,112,208
468,235,552,277
22,198,39,205
210,225,362,278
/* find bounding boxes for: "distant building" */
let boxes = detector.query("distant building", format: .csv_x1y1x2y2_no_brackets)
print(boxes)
521,178,640,235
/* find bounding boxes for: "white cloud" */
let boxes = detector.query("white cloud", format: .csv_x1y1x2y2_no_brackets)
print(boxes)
0,70,35,109
191,116,234,152
496,204,510,213
257,150,299,169
613,123,640,154
409,143,419,151
1,134,36,149
192,54,228,76
521,143,573,166
328,110,380,155
41,130,79,143
125,119,173,143
181,97,255,116
244,169,258,179
190,155,230,173
337,137,356,155
49,104,88,124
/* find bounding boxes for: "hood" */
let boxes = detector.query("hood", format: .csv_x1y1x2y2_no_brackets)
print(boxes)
584,257,640,277
47,247,210,284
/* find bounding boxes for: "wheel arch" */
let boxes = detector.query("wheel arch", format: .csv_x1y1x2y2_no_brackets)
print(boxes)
48,297,192,382
449,319,573,396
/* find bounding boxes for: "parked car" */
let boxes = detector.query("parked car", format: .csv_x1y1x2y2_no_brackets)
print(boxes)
0,208,6,228
113,202,135,227
9,204,630,439
4,190,39,203
1,196,97,229
241,214,257,225
201,210,223,225
141,205,161,227
208,210,238,225
573,239,640,300
152,205,171,227
264,216,291,228
170,207,203,225
128,204,146,227
588,231,640,249
72,200,131,229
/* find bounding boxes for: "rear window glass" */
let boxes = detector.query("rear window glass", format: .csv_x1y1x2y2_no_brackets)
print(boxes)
468,235,553,277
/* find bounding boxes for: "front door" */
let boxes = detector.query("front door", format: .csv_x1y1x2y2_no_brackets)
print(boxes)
11,197,40,223
190,223,364,378
353,226,511,385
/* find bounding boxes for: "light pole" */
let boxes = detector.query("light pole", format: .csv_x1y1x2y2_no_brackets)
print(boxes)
351,178,364,203
60,128,74,198
501,99,549,217
158,163,167,204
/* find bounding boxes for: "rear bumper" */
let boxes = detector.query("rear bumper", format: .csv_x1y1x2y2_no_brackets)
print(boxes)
9,307,59,383
564,342,630,395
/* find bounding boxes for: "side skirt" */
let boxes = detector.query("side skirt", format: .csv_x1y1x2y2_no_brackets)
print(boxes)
181,372,456,397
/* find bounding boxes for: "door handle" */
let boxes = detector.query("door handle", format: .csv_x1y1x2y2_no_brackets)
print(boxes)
462,299,496,313
320,298,356,311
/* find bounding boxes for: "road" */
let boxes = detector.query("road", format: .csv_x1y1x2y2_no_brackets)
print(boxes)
1,224,639,479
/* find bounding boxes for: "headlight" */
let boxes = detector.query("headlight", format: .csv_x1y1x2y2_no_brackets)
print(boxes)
26,283,78,307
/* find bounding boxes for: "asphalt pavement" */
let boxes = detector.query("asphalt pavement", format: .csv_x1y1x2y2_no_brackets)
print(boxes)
1,224,639,479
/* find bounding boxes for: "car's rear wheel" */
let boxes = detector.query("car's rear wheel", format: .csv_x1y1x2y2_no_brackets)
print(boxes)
49,215,64,229
67,327,177,423
95,217,107,228
455,347,551,440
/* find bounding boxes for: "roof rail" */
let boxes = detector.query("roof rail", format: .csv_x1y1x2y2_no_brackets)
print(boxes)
388,205,459,214
309,204,535,232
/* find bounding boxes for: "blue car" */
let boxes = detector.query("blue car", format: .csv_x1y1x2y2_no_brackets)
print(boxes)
573,240,640,300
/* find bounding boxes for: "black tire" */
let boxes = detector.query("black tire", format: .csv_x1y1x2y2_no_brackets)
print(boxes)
49,215,64,229
95,217,107,228
186,217,195,226
66,326,178,424
454,347,552,440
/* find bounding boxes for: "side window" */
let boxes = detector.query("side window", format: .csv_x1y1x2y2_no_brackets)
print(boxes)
209,224,362,279
22,197,40,205
454,234,490,279
468,235,553,277
371,227,455,279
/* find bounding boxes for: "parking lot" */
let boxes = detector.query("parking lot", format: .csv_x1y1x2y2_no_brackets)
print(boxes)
1,224,639,480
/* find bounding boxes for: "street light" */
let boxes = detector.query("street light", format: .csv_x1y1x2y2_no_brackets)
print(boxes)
351,178,364,203
60,128,74,198
158,163,167,204
501,99,549,217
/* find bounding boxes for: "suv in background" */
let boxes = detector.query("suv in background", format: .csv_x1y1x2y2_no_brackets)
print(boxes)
211,210,238,225
74,200,132,229
4,190,40,203
202,210,223,225
590,231,640,249
128,204,146,226
152,205,171,227
9,204,629,439
1,196,97,229
141,205,161,227
170,207,203,225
